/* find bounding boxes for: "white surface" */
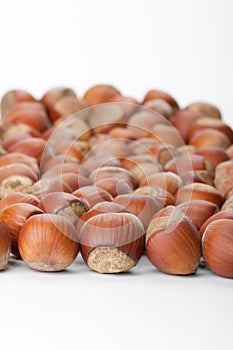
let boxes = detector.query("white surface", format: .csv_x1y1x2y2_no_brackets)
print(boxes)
0,1,233,350
1,256,233,350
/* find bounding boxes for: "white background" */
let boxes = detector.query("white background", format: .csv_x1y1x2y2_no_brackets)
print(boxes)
0,1,232,349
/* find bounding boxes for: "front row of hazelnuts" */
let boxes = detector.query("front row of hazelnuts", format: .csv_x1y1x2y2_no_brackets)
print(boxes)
0,85,232,278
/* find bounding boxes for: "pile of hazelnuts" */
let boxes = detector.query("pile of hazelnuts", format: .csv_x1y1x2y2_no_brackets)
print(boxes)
0,85,232,278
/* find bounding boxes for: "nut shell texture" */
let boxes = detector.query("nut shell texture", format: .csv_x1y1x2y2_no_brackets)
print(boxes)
80,212,144,273
18,214,79,272
146,217,201,275
202,219,233,278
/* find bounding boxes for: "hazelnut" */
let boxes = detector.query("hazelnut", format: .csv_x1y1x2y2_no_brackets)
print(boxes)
129,162,162,183
40,154,80,174
189,129,231,149
164,154,214,177
226,145,233,159
8,137,47,162
87,103,126,134
73,186,113,207
128,138,159,155
120,154,160,170
77,202,126,232
89,138,132,158
143,99,174,119
140,172,183,195
221,196,233,211
214,160,233,197
41,163,89,179
0,223,11,270
177,200,218,230
82,154,121,173
200,210,233,238
0,164,38,198
18,214,79,271
147,143,179,167
1,89,35,117
79,212,144,273
88,133,111,147
150,124,184,148
180,170,214,186
177,145,197,155
83,84,120,105
3,132,32,151
0,192,39,213
0,153,39,175
95,178,133,197
172,110,202,143
41,87,77,113
3,105,50,133
202,219,233,278
38,192,89,225
54,118,92,142
108,127,137,140
146,215,201,275
134,186,175,207
176,183,223,208
1,123,40,140
89,166,138,189
0,203,43,257
185,102,221,119
29,178,73,199
142,89,179,112
49,96,87,122
195,147,230,168
113,194,162,229
127,110,168,139
149,205,183,221
188,117,233,142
